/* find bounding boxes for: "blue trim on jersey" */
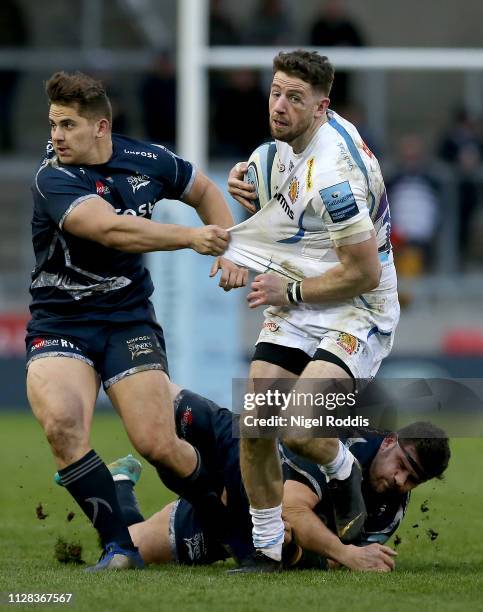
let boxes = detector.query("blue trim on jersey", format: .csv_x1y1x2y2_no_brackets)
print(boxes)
266,142,277,200
328,116,376,215
367,326,392,339
277,210,306,244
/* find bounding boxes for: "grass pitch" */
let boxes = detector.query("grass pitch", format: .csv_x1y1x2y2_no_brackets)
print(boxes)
0,412,482,612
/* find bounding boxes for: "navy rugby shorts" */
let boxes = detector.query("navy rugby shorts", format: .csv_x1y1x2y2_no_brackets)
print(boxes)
25,315,169,389
169,498,229,565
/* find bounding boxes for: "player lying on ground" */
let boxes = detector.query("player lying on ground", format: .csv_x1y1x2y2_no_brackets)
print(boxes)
82,384,449,572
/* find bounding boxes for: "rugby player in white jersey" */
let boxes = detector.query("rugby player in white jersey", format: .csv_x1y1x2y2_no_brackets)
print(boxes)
212,50,399,572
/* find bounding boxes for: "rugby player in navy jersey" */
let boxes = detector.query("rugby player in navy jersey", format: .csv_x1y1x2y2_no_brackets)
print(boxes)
99,387,450,571
26,71,247,570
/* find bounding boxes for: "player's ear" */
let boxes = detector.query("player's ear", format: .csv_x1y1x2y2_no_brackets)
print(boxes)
381,432,398,450
314,93,330,117
96,118,110,138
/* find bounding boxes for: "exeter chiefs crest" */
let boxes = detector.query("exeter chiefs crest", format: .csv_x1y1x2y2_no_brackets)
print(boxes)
288,177,299,204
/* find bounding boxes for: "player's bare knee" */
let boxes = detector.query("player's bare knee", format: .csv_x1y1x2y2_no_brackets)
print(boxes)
133,434,179,468
43,413,86,456
283,436,313,456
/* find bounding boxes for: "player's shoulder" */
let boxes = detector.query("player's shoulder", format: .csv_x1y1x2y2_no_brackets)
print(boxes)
113,133,178,164
344,435,383,468
34,147,89,196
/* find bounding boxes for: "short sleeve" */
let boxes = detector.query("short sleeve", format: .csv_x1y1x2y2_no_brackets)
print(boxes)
34,165,97,229
315,172,374,246
149,144,196,200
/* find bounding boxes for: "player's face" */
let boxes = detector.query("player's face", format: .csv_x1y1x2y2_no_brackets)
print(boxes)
269,71,329,152
49,103,102,165
369,435,423,495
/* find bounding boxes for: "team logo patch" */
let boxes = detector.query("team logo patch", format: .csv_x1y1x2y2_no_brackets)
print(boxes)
319,181,358,223
179,406,193,437
183,532,206,561
336,332,360,355
263,320,280,333
306,157,315,190
95,180,111,196
288,178,299,204
126,335,154,360
127,174,151,193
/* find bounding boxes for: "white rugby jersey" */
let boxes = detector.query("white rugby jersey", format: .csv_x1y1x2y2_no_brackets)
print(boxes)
226,110,396,292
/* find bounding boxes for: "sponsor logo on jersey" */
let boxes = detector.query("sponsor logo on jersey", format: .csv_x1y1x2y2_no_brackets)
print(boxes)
126,335,154,360
124,149,158,160
95,180,111,196
127,174,151,193
336,332,360,355
275,192,294,220
277,160,286,173
115,200,157,218
306,157,315,190
288,177,299,204
288,160,294,172
319,180,358,223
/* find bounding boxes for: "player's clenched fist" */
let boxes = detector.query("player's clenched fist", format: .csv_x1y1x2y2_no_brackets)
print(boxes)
228,161,257,214
247,273,289,308
189,225,230,256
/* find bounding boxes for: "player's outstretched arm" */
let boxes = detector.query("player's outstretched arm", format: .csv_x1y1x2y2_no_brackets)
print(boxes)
282,480,396,572
182,170,234,228
63,196,229,256
227,161,258,214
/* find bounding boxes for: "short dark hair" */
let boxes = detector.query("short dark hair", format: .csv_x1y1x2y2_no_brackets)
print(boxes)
273,50,334,96
45,71,112,123
397,421,451,480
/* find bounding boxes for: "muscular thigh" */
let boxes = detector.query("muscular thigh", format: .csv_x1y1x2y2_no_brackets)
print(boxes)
27,357,99,435
107,369,174,443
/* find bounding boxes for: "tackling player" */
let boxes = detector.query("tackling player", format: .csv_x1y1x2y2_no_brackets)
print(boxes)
212,49,400,571
95,387,449,572
26,71,246,571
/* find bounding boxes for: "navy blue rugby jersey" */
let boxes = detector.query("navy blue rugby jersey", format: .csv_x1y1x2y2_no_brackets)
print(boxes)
29,134,195,320
281,436,410,545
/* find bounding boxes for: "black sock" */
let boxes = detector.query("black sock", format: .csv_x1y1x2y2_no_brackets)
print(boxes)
114,480,145,526
58,450,134,549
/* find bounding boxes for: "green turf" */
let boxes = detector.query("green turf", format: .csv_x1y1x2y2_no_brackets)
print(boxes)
0,412,482,612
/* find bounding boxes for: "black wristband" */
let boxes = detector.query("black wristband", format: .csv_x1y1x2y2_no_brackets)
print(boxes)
286,282,296,304
295,281,303,303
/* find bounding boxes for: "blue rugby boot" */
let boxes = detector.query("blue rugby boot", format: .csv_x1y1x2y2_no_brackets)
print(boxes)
85,542,144,572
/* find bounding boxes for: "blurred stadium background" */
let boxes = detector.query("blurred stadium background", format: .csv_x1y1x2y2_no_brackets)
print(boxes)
1,0,483,411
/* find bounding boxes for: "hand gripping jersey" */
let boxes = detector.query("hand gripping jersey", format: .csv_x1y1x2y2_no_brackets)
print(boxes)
29,134,195,321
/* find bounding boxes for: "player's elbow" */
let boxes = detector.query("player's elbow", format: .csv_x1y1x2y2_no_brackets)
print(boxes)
365,262,382,291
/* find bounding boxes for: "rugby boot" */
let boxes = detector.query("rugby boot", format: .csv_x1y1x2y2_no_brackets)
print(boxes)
85,542,144,572
107,454,142,485
227,550,282,574
54,454,142,487
327,460,367,543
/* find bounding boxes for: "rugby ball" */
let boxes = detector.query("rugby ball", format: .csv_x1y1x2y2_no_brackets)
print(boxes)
244,141,278,210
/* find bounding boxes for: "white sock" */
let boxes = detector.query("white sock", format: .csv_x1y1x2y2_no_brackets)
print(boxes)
320,441,354,481
112,474,130,482
250,504,284,561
